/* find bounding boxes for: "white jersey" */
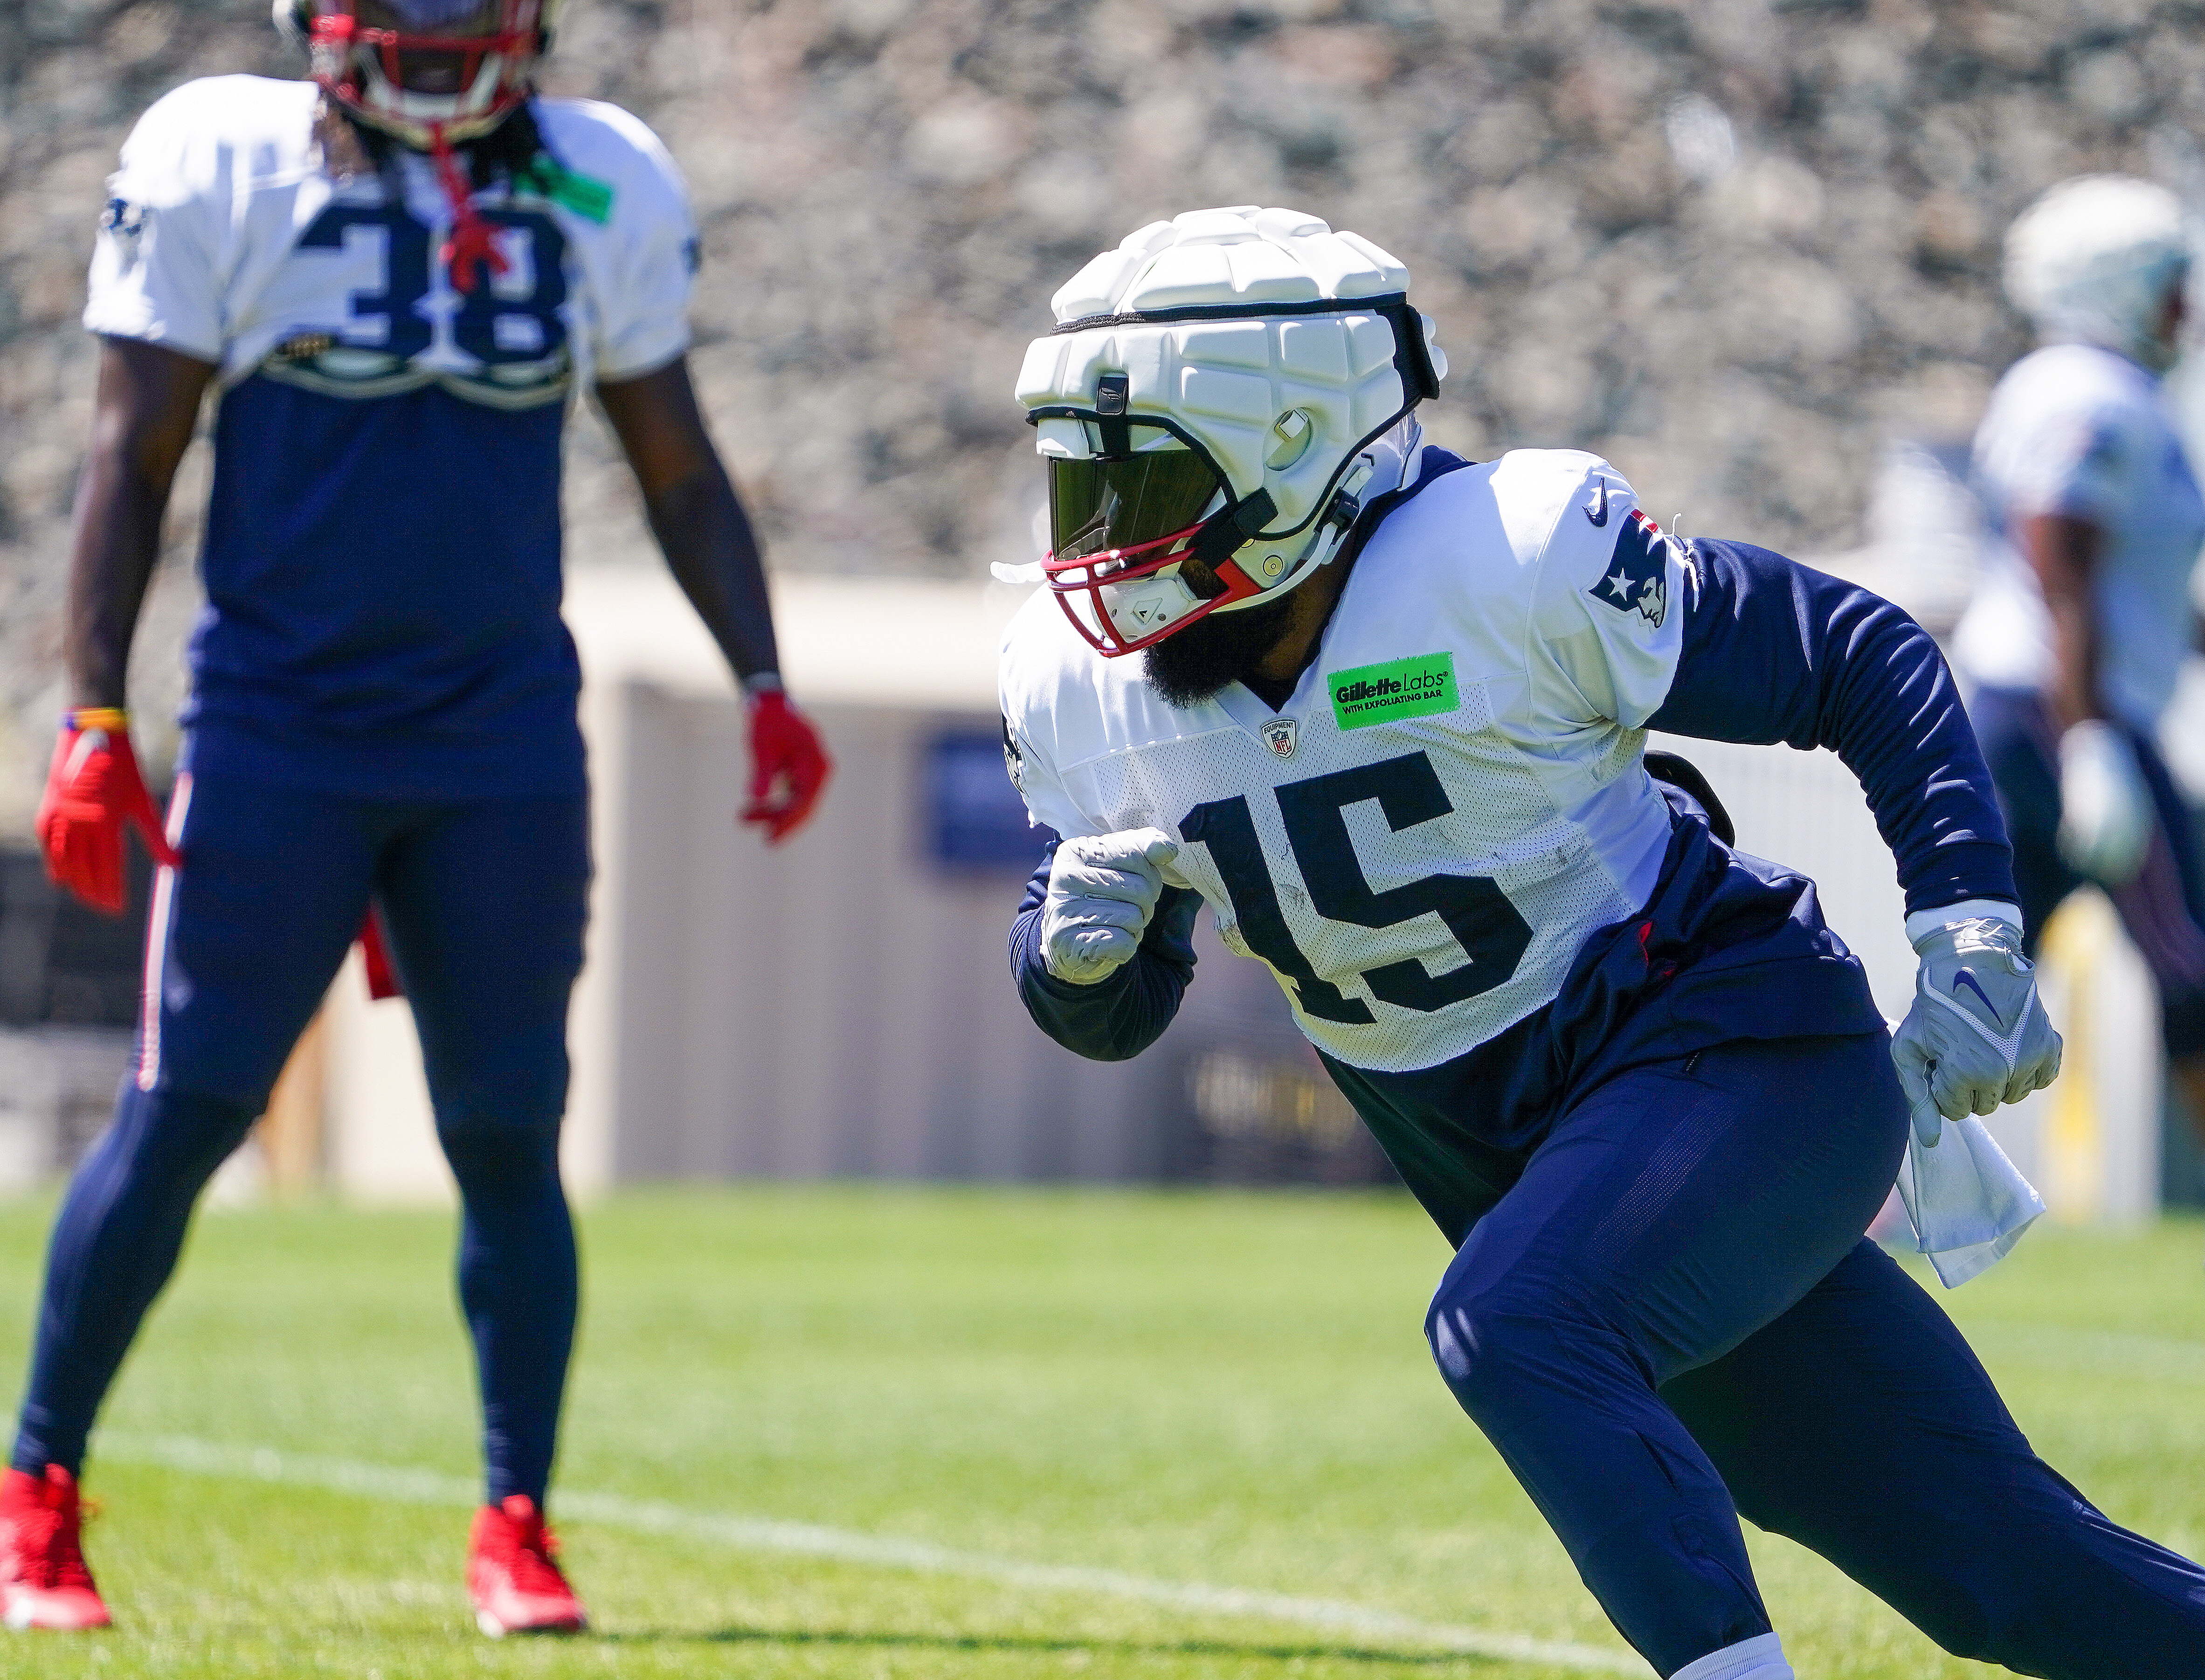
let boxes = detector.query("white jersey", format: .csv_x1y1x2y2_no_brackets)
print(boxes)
1953,342,2205,727
1000,449,1688,1076
83,75,695,406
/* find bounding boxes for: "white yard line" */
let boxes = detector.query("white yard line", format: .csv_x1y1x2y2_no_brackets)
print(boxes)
97,1431,1644,1674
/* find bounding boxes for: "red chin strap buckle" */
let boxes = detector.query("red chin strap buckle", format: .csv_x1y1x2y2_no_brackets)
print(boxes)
1041,518,1266,658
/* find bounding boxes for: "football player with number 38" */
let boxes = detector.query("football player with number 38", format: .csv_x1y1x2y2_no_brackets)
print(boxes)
997,209,2205,1679
0,0,828,1638
1954,177,2205,1148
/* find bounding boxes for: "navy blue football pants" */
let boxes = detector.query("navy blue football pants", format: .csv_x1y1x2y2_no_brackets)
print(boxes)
1424,1032,2205,1676
10,774,589,1506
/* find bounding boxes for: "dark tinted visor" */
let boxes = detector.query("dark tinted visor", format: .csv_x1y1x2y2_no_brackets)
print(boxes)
1048,447,1224,566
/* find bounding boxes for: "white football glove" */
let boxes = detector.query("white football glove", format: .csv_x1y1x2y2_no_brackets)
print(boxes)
2057,719,2152,885
1891,917,2062,1148
1040,828,1180,985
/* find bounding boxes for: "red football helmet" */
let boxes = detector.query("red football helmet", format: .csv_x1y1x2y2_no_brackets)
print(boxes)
276,0,555,149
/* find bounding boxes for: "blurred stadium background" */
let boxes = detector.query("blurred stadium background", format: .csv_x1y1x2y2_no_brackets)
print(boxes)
3,6,2205,1672
3,0,2203,1210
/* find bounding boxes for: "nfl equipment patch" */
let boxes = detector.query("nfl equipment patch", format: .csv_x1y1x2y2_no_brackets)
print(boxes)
1258,716,1298,759
1588,509,1668,628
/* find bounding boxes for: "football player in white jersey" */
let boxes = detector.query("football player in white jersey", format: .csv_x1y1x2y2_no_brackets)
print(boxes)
998,208,2205,1680
1953,175,2205,1135
0,0,829,1636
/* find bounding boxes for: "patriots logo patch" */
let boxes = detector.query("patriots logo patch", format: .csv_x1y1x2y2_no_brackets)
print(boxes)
99,198,148,271
1588,508,1668,629
1000,714,1027,794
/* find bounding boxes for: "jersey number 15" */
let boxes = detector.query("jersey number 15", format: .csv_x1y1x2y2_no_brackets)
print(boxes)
1180,750,1533,1024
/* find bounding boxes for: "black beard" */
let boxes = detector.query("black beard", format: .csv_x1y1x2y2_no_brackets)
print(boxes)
1142,592,1299,708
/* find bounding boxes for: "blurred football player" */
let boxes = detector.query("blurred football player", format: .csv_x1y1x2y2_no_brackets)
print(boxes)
997,207,2205,1679
1952,176,2205,1132
1,0,829,1637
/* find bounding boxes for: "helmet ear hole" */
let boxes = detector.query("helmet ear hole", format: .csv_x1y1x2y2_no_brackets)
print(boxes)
1265,409,1313,470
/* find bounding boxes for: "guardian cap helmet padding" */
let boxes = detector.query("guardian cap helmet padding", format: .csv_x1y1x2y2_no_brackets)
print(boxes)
1016,207,1446,656
2006,175,2192,373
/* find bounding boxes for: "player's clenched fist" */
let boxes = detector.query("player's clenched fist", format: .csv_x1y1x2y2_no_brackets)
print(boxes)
2055,719,2152,885
35,708,178,915
1040,829,1180,985
742,685,832,844
1891,917,2062,1148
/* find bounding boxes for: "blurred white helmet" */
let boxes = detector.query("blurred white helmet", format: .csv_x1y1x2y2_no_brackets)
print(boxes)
1014,206,1446,656
2005,175,2191,373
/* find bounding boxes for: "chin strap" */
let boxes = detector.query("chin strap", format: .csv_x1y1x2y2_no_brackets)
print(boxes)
1217,416,1424,605
428,123,508,295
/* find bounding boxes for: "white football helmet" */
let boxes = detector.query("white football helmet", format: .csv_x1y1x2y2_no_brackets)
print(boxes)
2005,175,2191,373
1015,206,1446,656
275,0,558,149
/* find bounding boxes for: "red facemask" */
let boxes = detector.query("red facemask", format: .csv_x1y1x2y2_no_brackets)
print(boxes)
303,0,543,290
1041,522,1269,657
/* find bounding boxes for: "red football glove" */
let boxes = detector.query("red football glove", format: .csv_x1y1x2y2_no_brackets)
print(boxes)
35,708,179,915
742,685,830,844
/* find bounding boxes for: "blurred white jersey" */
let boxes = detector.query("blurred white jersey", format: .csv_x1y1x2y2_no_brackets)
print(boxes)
83,75,696,405
1001,449,1688,1075
1953,342,2205,727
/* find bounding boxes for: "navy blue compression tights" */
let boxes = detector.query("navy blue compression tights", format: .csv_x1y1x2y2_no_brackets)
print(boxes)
11,776,589,1507
1424,1032,2205,1677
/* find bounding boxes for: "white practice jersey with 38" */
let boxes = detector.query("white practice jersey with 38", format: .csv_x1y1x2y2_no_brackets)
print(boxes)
1954,342,2205,728
84,74,696,405
1000,449,1688,1076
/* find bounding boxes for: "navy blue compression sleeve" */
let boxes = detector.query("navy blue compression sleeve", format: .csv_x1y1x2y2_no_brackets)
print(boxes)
1009,838,1202,1061
1647,538,2016,916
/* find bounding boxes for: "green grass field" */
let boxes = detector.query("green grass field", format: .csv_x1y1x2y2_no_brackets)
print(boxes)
0,1189,2198,1678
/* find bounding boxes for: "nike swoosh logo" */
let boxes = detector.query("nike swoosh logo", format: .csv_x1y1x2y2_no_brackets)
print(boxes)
1583,480,1608,527
1950,967,2001,1025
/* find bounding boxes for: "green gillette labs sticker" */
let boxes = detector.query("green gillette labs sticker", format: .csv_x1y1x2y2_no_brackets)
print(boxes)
1328,651,1459,730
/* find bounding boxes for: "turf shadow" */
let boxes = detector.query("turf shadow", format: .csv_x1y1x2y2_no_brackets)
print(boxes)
594,1623,1519,1667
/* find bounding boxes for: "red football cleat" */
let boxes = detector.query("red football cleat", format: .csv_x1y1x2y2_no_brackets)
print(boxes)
467,1496,586,1637
0,1465,111,1631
